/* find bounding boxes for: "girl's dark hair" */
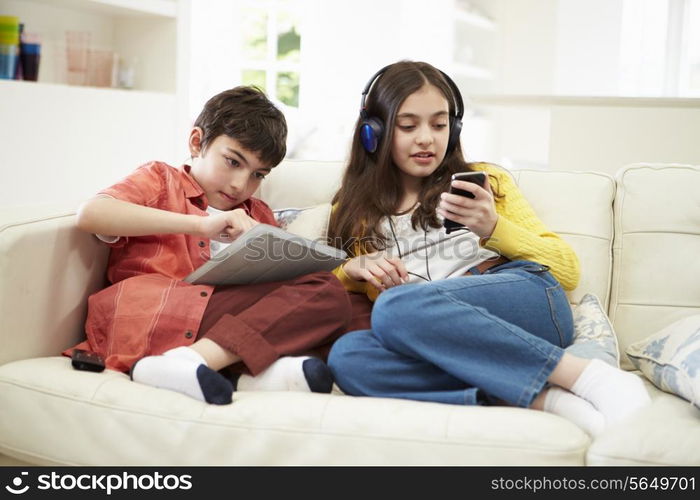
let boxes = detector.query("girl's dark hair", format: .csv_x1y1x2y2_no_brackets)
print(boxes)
194,86,287,167
328,61,498,255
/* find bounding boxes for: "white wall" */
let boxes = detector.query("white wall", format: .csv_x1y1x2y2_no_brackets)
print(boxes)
0,81,177,209
554,0,625,95
497,0,673,97
114,16,177,93
469,94,700,173
482,105,551,169
187,0,239,120
497,0,558,95
549,98,700,173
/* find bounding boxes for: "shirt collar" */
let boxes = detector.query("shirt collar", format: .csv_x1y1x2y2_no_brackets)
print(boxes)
179,164,205,200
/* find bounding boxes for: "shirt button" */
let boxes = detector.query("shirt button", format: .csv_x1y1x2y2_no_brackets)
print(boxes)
200,291,208,297
198,241,205,248
185,331,193,339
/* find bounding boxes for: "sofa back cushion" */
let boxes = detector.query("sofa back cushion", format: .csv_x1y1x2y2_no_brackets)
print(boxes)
610,163,700,369
511,169,616,306
261,162,616,308
258,160,344,210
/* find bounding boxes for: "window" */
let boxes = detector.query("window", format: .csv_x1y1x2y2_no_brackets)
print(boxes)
619,0,669,95
620,0,700,96
240,0,301,107
679,0,700,95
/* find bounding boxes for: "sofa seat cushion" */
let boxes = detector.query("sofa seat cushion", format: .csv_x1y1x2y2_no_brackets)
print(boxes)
0,357,590,466
586,377,700,465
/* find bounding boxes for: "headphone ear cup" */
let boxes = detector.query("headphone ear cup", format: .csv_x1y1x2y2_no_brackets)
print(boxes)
360,117,384,153
446,116,463,154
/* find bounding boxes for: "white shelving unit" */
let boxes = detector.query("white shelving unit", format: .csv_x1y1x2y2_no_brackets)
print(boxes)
455,7,496,31
0,0,178,93
451,0,499,95
23,0,177,18
0,0,185,209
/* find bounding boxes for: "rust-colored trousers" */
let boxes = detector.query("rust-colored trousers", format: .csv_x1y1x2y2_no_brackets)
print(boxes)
196,271,372,376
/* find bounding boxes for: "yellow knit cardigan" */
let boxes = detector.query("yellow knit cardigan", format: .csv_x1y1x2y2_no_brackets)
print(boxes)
332,162,581,301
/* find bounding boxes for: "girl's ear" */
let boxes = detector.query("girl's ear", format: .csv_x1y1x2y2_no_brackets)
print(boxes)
189,127,204,157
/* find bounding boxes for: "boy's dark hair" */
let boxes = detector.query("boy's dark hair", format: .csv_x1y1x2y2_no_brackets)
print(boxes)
194,86,287,167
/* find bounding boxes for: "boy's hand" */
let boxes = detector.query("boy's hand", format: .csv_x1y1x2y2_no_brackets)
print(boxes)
342,252,409,293
196,208,258,242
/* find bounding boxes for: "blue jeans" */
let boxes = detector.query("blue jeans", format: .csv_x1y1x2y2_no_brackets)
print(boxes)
328,260,574,407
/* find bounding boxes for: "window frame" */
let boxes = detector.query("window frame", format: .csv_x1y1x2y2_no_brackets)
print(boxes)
239,0,302,107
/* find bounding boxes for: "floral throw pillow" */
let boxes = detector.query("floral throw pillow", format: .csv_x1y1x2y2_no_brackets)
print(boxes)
565,293,620,368
626,315,700,409
273,203,332,242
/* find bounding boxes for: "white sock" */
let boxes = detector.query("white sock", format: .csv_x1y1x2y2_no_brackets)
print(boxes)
571,359,651,425
236,356,333,393
543,387,605,437
131,347,233,405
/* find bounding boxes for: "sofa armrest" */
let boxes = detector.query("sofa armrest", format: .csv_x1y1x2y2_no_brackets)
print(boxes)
0,210,108,365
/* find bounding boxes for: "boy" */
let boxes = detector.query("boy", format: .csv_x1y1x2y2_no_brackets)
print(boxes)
68,87,352,404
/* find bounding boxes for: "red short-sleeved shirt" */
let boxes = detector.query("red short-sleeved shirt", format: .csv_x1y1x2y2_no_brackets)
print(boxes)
65,161,277,372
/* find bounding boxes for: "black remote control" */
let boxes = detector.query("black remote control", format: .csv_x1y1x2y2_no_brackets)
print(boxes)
71,349,106,372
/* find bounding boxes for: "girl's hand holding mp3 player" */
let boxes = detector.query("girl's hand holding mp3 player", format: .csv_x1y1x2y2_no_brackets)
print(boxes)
439,171,499,237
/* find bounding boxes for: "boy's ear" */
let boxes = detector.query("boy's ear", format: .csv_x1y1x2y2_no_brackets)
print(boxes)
189,127,204,157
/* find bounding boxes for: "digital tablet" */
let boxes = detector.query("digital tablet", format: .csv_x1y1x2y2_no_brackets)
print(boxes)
184,224,347,285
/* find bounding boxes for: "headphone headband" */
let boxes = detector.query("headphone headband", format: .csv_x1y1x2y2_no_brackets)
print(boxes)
359,65,390,117
360,64,464,120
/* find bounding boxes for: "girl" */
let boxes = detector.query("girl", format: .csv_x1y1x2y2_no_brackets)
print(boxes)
327,61,650,436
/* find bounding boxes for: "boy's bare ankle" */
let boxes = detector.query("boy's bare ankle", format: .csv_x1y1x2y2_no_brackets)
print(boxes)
190,338,241,371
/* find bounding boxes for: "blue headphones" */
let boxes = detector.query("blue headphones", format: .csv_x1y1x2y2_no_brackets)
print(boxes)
359,64,464,154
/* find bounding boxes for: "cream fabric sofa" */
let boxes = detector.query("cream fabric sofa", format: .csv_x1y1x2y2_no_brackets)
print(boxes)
1,161,699,466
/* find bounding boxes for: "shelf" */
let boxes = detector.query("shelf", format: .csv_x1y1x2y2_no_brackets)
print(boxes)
469,94,700,108
0,77,175,97
19,0,177,19
455,9,495,31
452,2,497,93
1,0,178,92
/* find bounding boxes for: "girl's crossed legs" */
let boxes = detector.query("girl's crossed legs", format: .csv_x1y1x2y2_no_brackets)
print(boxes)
329,260,650,435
